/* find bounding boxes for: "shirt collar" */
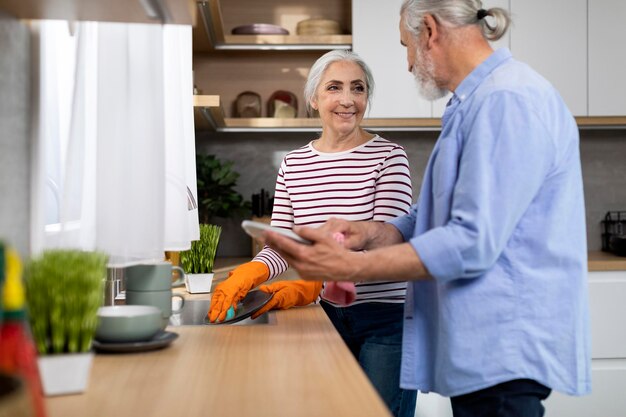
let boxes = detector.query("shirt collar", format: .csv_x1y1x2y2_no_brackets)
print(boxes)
452,48,512,104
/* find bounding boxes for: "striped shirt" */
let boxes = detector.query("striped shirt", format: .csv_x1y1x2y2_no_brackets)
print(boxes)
253,135,413,306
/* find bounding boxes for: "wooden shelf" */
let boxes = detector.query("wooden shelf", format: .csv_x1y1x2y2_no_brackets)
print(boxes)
193,95,224,130
195,0,352,51
0,0,196,24
218,34,352,50
574,116,626,128
192,96,626,132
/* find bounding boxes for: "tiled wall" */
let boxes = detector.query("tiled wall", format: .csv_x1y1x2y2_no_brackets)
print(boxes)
197,128,626,257
0,12,31,256
580,129,626,250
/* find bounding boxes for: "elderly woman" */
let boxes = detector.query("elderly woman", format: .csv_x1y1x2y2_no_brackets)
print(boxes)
208,50,417,417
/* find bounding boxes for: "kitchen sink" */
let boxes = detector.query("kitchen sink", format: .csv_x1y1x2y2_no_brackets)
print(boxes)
168,298,273,326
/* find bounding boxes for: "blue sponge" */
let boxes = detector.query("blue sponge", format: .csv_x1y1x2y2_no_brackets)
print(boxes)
225,305,235,321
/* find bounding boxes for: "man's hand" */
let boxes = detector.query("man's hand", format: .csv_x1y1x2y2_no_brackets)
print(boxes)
265,222,429,283
315,218,369,250
264,226,363,282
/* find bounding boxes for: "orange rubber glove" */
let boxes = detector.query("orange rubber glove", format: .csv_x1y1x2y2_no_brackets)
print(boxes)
251,280,323,319
208,261,270,322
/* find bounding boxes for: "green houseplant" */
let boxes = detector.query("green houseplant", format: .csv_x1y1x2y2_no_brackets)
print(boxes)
179,224,221,293
195,154,250,224
188,154,252,262
24,249,107,395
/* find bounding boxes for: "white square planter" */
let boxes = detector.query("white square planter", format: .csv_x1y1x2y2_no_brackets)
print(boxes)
37,352,93,396
185,273,214,294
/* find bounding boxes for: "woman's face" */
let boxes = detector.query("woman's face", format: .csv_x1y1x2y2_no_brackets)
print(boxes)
310,60,368,136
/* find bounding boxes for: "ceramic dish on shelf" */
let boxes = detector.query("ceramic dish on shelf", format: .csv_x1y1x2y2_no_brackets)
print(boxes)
92,331,178,353
231,24,289,35
268,90,298,118
235,91,262,118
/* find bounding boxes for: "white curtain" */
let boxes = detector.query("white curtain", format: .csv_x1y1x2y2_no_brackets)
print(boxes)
30,21,199,266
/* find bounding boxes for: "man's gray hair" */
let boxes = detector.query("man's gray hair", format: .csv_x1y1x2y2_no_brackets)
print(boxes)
401,0,511,41
304,50,375,115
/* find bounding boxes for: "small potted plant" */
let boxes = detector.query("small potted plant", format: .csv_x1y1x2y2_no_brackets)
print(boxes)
179,224,221,293
24,249,107,396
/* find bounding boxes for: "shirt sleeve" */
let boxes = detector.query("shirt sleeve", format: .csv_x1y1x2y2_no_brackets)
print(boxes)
410,91,556,283
373,145,413,221
388,203,419,241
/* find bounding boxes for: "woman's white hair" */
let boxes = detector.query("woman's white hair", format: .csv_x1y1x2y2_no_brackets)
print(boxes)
304,50,375,115
401,0,511,41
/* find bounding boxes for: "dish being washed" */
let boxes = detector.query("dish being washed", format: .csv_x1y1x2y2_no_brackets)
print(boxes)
206,290,273,325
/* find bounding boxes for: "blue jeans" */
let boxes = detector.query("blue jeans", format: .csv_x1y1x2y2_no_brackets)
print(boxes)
321,301,417,417
450,379,552,417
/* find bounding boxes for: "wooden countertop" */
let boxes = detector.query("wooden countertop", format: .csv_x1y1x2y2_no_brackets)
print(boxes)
587,250,626,271
44,250,625,416
46,303,391,417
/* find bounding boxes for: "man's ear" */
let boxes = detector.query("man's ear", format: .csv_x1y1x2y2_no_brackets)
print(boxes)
422,13,439,49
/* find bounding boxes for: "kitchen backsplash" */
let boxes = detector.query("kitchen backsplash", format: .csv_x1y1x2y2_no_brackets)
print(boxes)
197,128,626,257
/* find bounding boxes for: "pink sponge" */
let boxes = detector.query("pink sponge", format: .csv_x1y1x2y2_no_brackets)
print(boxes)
322,232,357,306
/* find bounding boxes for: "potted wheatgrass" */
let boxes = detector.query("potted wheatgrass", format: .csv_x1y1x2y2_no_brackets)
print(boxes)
24,249,107,396
179,224,221,293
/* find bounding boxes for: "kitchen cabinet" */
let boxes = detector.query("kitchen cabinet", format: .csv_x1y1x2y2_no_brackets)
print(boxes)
194,0,351,51
193,0,626,132
588,0,626,116
510,0,587,116
352,0,431,118
192,0,352,129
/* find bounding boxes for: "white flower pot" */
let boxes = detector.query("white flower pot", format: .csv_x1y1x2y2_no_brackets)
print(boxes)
37,352,93,396
185,273,214,294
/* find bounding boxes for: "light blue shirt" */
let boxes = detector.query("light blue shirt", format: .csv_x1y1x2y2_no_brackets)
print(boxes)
389,48,591,397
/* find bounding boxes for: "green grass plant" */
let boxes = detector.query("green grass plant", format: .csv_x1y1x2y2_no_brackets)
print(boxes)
180,224,221,274
24,250,107,354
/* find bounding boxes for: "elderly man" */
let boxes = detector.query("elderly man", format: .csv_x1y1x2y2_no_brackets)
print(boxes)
264,1,591,416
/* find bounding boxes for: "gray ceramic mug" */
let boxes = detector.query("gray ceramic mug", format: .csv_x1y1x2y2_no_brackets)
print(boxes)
125,261,185,292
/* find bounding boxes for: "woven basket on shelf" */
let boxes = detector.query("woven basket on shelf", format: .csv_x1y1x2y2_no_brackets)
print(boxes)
296,19,342,36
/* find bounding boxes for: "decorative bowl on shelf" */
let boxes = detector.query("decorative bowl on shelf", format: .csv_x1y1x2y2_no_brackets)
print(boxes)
268,90,298,118
234,91,262,118
231,24,289,35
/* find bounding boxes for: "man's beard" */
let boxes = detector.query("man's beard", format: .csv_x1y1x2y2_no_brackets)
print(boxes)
412,44,448,101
